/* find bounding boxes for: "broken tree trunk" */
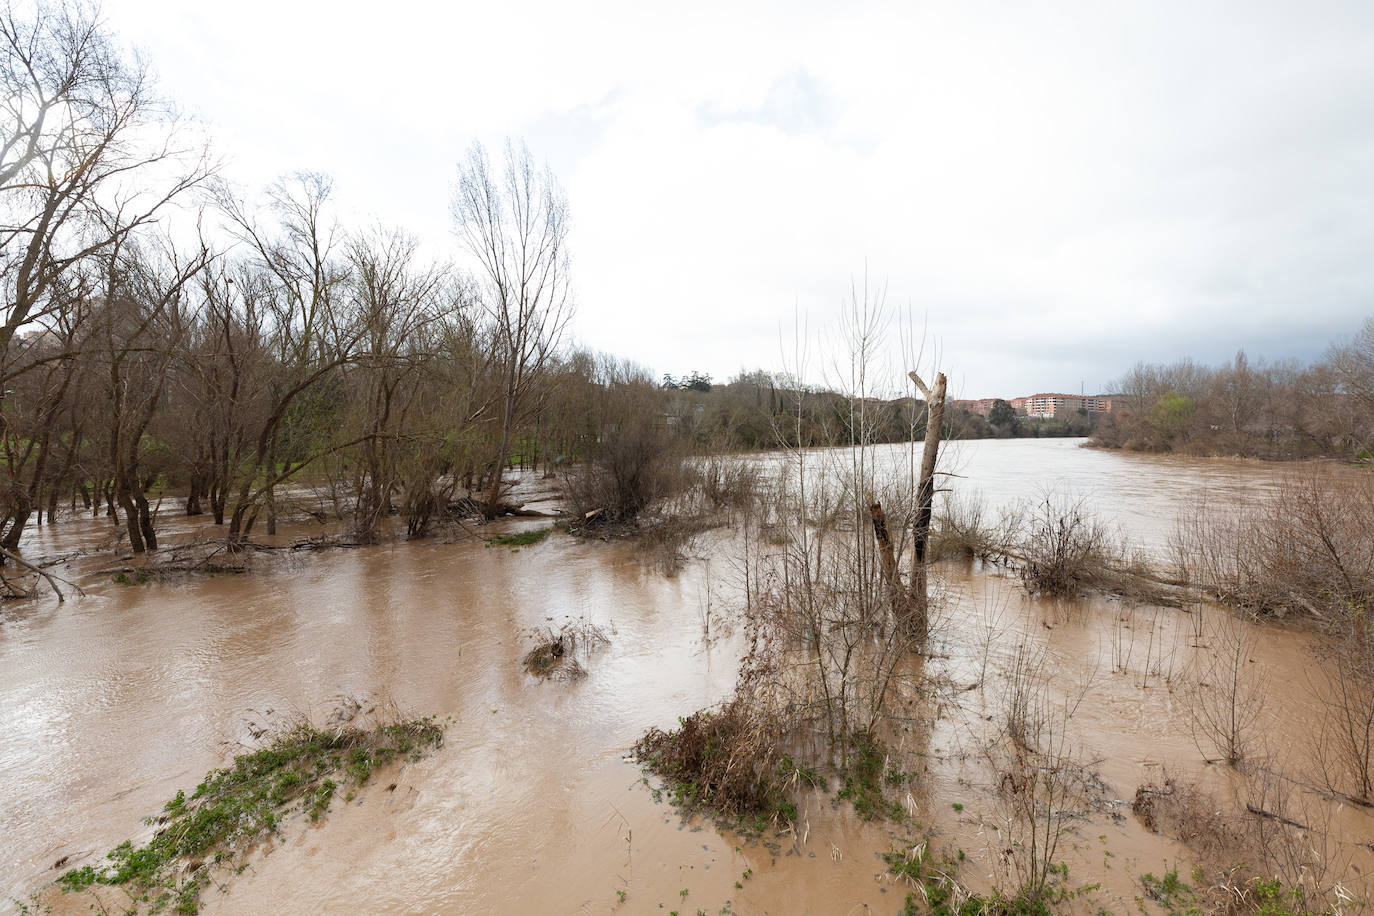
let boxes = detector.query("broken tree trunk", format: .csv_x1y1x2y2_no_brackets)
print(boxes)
866,492,910,620
907,370,947,640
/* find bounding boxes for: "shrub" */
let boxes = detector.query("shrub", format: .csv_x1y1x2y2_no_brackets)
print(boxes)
1171,472,1374,618
564,402,687,528
1017,496,1118,597
633,696,803,828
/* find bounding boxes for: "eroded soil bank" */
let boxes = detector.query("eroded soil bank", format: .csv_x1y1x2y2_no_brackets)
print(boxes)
3,440,1370,914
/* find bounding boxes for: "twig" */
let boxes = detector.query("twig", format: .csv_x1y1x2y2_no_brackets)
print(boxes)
0,546,83,601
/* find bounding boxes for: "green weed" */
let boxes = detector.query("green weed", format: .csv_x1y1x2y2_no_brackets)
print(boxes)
56,716,445,914
836,729,904,821
486,528,552,548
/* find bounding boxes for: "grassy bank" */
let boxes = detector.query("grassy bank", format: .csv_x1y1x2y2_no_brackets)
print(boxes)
56,716,445,914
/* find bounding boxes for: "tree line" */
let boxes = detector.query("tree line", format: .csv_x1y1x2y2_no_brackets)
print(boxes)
0,1,690,555
1091,325,1374,458
0,1,958,559
653,371,1099,450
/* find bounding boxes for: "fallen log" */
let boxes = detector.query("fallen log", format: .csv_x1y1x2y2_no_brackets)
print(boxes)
0,547,83,601
1245,804,1308,830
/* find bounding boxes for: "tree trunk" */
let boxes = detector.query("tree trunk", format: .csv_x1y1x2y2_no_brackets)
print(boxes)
907,370,947,641
265,442,278,536
117,485,145,553
866,493,909,621
136,489,156,550
210,483,225,525
1,507,30,552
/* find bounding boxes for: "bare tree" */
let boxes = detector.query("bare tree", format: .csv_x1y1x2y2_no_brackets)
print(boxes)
340,226,453,542
0,0,211,368
451,140,572,518
1312,617,1374,806
1188,615,1265,767
90,232,209,551
0,289,86,547
218,173,358,541
1328,317,1374,457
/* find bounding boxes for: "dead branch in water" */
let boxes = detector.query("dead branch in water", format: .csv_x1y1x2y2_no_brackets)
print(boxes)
0,546,83,601
521,618,610,680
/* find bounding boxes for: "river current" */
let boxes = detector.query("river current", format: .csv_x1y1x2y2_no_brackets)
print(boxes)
3,439,1367,914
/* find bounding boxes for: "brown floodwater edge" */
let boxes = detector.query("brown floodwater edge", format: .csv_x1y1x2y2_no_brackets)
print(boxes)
3,442,1371,915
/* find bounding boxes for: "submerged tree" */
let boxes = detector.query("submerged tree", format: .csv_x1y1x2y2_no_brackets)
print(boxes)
451,139,572,518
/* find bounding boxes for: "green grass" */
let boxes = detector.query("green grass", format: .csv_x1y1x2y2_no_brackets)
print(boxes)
112,569,151,585
887,842,1107,916
837,729,905,821
486,528,552,548
888,843,1001,916
57,717,445,914
1139,865,1202,915
1135,863,1329,916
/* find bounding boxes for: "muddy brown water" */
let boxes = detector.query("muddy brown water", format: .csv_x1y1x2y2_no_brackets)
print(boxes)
3,440,1371,914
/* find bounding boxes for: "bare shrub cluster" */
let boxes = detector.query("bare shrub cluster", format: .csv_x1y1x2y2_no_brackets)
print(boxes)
1311,616,1374,806
520,618,610,681
1172,472,1374,619
1016,496,1122,596
1186,616,1266,767
930,493,1018,562
562,361,691,529
932,491,1186,604
984,641,1103,907
1133,773,1366,914
632,694,805,825
694,453,762,517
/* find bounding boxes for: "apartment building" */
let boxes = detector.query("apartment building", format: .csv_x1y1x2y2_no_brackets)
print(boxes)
952,398,1000,416
952,393,1118,419
1011,393,1116,419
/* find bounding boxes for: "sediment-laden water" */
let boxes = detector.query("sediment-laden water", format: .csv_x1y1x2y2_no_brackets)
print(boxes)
3,439,1369,914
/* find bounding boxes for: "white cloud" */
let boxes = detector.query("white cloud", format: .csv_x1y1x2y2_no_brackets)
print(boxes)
102,0,1374,396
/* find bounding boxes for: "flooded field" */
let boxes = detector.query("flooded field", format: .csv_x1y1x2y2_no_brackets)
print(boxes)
3,439,1370,914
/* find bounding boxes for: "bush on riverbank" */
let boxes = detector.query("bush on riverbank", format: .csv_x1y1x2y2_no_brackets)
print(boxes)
1171,472,1374,619
1131,776,1364,915
932,493,1186,605
633,697,805,829
1016,497,1121,597
563,374,690,528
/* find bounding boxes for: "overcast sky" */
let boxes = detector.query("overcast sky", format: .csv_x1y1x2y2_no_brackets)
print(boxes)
101,0,1374,398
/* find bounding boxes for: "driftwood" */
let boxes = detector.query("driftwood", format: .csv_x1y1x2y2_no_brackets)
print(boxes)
1245,804,1308,831
506,505,563,518
448,496,562,519
0,547,85,601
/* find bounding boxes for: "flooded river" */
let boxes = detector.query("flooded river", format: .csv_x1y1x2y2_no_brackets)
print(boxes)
2,439,1369,914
